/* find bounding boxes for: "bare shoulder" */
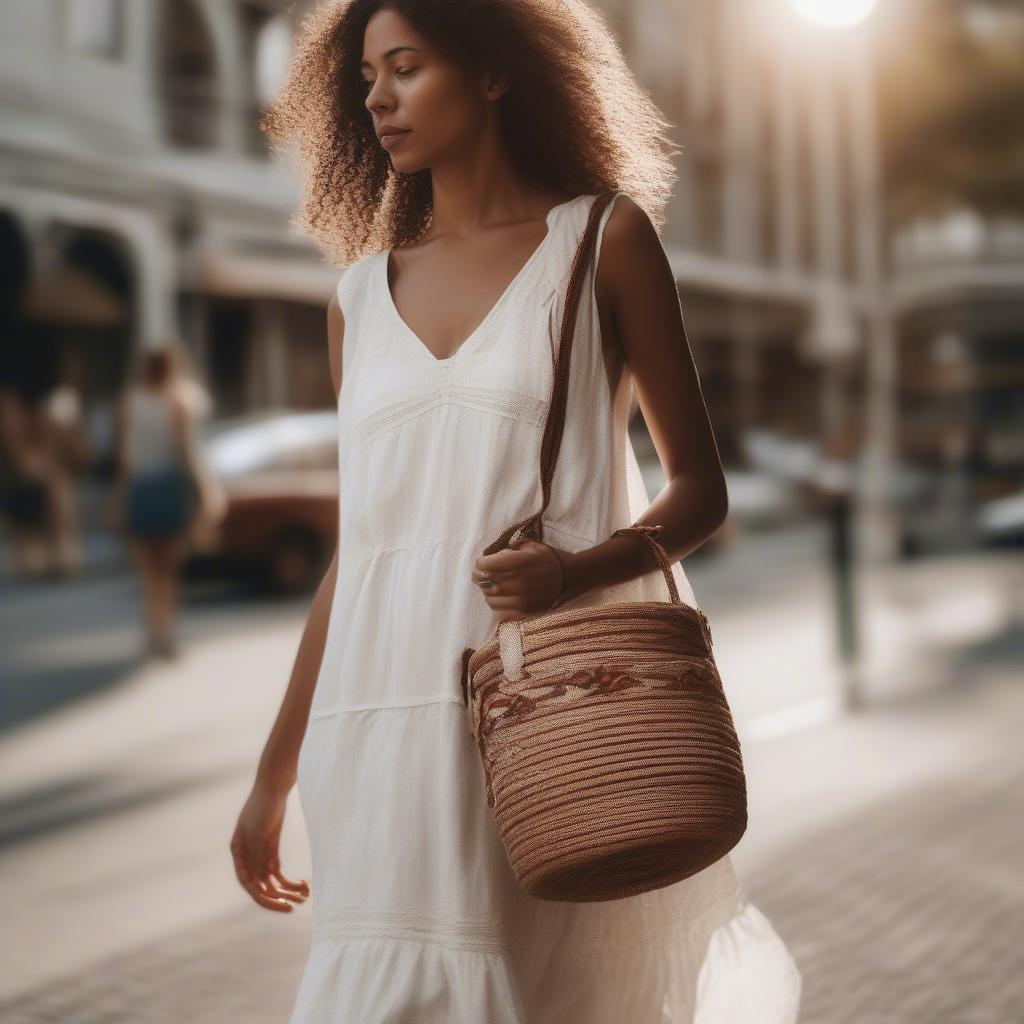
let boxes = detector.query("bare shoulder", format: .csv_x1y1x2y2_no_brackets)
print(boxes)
597,195,663,274
595,194,673,305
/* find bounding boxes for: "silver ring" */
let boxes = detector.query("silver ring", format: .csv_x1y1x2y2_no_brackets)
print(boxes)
471,569,496,589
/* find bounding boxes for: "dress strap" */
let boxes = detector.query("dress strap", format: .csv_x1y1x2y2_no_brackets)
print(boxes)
337,251,375,318
478,191,620,557
334,252,379,375
540,192,627,298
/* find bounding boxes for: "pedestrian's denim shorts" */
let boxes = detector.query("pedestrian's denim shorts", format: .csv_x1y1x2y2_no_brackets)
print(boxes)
126,466,195,539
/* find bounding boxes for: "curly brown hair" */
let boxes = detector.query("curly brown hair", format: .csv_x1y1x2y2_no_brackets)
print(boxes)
261,0,680,266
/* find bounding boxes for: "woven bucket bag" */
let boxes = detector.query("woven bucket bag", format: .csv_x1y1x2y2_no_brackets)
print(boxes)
459,191,747,902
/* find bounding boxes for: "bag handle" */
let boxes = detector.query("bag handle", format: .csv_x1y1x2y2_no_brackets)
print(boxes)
609,524,681,606
478,191,615,557
476,191,684,608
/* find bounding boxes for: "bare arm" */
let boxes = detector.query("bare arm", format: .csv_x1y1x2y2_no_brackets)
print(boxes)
169,389,204,483
254,289,345,796
559,196,729,601
230,288,344,912
473,197,729,615
254,545,338,793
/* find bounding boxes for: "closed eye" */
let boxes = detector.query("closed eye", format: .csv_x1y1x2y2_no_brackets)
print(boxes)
361,67,418,88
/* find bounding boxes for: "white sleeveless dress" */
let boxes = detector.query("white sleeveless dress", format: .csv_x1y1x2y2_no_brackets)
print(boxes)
289,193,802,1023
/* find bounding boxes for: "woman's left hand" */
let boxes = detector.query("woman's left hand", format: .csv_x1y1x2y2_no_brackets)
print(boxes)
472,538,572,615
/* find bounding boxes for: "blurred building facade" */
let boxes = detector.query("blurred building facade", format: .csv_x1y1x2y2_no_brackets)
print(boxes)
604,0,1023,552
0,0,332,467
1,0,1021,542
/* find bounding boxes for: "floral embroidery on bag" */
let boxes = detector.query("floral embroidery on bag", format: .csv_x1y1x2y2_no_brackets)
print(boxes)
471,657,727,807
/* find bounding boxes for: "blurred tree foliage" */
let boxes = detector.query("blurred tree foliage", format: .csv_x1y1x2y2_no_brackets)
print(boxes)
876,0,1024,222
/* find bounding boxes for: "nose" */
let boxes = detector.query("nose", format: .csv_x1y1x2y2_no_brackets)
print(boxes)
364,78,392,116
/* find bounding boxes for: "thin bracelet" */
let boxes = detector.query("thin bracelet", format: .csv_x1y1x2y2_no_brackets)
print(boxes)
546,544,572,610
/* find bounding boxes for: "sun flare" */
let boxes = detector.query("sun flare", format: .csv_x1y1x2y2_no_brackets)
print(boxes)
785,0,878,29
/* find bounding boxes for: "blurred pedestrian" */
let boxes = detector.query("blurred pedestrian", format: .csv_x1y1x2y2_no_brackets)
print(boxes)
160,342,226,554
0,386,56,578
0,365,90,579
112,342,203,659
44,377,92,575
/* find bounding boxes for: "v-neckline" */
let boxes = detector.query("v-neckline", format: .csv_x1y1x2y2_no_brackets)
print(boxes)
380,195,584,366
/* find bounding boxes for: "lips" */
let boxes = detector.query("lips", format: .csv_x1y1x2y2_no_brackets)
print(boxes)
379,129,410,150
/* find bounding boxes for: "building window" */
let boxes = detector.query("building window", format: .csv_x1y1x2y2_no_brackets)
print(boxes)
158,0,220,149
67,0,125,59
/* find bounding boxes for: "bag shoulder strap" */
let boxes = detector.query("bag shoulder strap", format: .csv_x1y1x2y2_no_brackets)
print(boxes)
481,191,618,556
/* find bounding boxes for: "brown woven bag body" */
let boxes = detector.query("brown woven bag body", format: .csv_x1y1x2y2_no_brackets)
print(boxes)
459,191,747,903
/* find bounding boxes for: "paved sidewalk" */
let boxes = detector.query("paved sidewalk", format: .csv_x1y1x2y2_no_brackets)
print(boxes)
1,662,1020,1023
737,665,1024,1024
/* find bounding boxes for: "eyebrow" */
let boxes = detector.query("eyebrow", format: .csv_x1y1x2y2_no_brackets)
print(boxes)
360,46,422,69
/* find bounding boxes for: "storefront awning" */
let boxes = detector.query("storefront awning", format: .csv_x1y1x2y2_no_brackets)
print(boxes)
21,264,126,327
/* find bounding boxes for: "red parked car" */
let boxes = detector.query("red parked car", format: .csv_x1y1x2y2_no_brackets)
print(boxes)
186,410,338,593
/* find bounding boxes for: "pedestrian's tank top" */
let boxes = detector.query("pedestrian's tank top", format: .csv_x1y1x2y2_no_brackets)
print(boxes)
125,387,181,473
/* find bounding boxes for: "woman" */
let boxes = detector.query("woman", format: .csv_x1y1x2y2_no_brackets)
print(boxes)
113,344,200,659
42,375,92,577
232,1,802,1021
0,386,58,578
0,374,90,579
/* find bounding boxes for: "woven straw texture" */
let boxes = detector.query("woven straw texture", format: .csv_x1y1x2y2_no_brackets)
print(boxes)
463,545,747,902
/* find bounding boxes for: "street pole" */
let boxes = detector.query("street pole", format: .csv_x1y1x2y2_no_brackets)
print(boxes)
851,17,899,568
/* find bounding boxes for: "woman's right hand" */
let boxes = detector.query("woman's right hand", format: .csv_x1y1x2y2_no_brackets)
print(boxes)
230,782,310,912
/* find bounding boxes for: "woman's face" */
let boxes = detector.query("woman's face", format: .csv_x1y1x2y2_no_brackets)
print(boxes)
360,9,504,173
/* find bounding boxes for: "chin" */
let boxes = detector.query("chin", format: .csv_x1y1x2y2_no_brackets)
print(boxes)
390,154,427,173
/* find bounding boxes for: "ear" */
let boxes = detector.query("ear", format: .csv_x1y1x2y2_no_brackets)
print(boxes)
481,67,511,102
